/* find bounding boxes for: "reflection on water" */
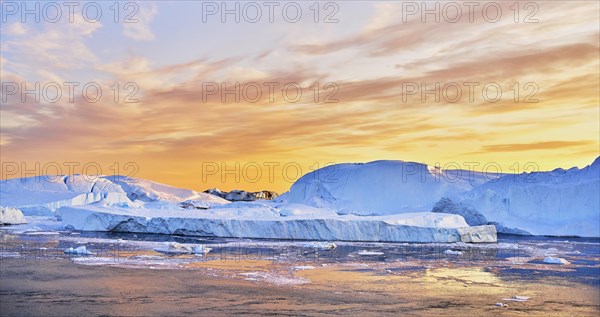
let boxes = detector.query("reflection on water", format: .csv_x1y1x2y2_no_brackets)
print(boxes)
1,228,599,316
1,229,599,279
425,267,502,285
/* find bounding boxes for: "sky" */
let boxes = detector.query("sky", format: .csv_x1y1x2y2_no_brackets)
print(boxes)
1,0,599,192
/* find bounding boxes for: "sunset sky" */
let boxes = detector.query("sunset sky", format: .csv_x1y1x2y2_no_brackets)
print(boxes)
1,1,599,192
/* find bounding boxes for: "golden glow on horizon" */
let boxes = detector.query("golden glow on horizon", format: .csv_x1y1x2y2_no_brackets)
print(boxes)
1,1,598,193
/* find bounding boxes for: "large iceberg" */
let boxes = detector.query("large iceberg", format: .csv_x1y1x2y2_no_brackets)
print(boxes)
2,174,497,243
279,158,600,237
0,175,228,215
460,157,600,237
0,175,129,215
58,204,496,243
277,160,502,215
5,157,597,240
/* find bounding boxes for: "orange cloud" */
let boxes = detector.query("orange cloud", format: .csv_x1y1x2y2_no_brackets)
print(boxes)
2,1,599,192
480,141,597,152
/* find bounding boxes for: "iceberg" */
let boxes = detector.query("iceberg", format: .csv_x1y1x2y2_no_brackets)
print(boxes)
0,175,228,216
293,266,316,270
8,157,596,241
543,257,570,265
0,206,26,225
277,160,502,215
502,296,530,302
357,250,385,256
59,205,496,243
153,242,212,256
461,157,600,237
64,246,94,255
443,250,463,256
104,176,227,204
304,241,337,250
279,158,600,237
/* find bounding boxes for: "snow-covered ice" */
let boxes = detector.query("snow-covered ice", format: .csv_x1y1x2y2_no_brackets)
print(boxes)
3,157,597,242
443,250,463,255
293,265,316,270
279,158,600,237
0,206,26,224
502,296,530,302
59,205,496,243
277,160,501,215
25,231,60,236
64,246,94,255
0,216,63,234
0,175,228,215
357,250,385,256
304,242,337,250
461,157,600,237
543,257,570,265
153,242,212,255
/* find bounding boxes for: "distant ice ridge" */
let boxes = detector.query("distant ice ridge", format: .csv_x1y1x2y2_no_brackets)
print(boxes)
104,176,227,204
59,205,496,243
428,157,599,236
4,157,597,240
0,175,228,215
276,160,503,215
204,188,279,201
460,157,600,237
279,158,600,237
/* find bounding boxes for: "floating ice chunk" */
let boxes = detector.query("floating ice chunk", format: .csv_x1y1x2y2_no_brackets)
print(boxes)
0,251,20,258
357,250,384,256
64,246,93,255
25,231,61,235
443,249,463,255
503,296,530,302
293,265,316,270
239,272,260,277
168,242,192,251
305,242,337,250
154,242,211,256
0,206,26,225
543,257,570,265
154,242,191,255
192,245,212,255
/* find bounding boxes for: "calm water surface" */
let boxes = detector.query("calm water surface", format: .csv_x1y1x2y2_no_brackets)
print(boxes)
1,227,599,316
